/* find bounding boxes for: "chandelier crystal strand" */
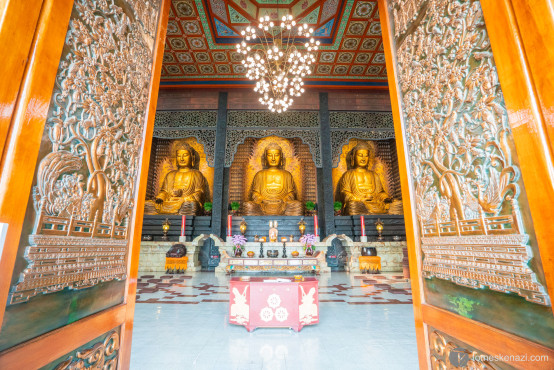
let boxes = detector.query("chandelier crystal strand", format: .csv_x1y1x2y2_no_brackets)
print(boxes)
237,14,320,113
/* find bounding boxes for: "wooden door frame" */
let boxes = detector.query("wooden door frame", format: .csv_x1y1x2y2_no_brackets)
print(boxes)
378,0,554,368
377,1,428,367
0,0,171,368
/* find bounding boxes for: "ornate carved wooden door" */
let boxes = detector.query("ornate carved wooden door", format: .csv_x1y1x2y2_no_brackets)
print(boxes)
379,0,554,368
0,0,170,368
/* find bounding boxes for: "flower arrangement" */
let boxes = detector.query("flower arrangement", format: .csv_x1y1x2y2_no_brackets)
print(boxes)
231,234,247,252
299,233,317,253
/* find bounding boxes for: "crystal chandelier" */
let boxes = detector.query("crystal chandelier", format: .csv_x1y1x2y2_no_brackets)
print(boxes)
236,14,320,113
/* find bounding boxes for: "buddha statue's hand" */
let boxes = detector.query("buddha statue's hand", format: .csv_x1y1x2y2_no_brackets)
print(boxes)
155,198,164,205
172,189,183,197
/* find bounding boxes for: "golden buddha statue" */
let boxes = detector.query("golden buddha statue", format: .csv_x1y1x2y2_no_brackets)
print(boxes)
338,142,395,215
144,144,208,215
243,143,303,216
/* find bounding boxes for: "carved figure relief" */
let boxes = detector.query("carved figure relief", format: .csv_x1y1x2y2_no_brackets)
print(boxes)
390,0,549,305
144,142,210,215
299,286,318,325
10,0,161,304
230,286,249,325
335,140,403,215
243,143,303,216
390,0,426,38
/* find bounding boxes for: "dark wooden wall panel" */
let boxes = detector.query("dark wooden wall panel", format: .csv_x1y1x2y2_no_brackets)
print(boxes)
156,89,219,110
157,88,392,112
328,90,392,111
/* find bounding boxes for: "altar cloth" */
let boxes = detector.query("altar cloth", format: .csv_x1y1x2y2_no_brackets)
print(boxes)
229,277,319,332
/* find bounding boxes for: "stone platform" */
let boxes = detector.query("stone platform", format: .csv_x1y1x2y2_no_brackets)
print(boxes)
137,234,406,275
139,235,218,272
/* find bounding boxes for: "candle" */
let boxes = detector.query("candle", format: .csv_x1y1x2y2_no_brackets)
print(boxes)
181,215,186,237
313,215,319,237
360,215,366,236
228,215,232,236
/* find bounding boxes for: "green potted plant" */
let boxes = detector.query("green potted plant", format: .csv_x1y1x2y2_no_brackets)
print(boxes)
230,201,240,215
334,201,342,216
203,202,213,216
305,201,316,216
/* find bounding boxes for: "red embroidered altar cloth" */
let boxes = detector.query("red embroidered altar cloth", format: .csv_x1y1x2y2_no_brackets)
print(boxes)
229,277,319,332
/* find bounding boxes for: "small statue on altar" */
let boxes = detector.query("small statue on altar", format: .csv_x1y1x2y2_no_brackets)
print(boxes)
268,221,278,242
243,143,303,216
338,142,400,215
145,144,208,215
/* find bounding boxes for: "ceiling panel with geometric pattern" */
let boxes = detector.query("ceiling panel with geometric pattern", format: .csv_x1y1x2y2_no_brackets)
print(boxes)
161,0,387,87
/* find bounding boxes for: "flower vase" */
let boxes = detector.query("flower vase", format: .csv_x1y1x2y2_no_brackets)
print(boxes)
234,248,242,257
305,248,313,256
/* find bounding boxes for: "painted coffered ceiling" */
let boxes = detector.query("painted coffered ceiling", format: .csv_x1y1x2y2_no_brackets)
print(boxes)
161,0,387,87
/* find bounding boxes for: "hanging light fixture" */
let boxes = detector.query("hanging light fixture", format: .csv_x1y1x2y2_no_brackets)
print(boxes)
236,9,319,113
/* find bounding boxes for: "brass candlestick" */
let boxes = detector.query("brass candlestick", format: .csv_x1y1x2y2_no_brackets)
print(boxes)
375,218,384,241
240,219,248,235
298,218,306,236
161,218,171,241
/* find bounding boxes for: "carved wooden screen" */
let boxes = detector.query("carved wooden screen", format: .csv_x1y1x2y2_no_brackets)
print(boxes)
0,0,169,367
380,0,554,367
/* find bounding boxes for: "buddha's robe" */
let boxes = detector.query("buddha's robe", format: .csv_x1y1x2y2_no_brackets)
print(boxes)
156,169,207,211
339,169,391,214
246,169,302,215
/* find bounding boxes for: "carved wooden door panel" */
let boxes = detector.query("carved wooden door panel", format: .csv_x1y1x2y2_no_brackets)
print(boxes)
0,0,170,368
379,0,554,368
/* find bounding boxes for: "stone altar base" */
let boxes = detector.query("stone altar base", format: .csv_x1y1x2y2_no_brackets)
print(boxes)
320,234,406,274
139,235,220,272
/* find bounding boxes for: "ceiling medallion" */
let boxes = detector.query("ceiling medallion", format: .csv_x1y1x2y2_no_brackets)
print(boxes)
236,14,319,113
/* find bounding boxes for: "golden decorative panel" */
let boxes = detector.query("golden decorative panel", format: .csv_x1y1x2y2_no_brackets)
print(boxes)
149,138,213,202
389,0,549,304
229,136,317,210
9,0,161,304
143,138,212,215
332,139,402,214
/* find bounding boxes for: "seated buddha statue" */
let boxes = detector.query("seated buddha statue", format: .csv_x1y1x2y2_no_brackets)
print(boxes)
339,142,394,215
243,143,303,216
144,144,208,215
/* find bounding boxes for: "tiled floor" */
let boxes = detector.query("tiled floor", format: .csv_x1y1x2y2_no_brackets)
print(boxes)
130,272,418,369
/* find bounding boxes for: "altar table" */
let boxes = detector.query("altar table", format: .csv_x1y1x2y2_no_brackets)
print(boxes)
229,277,319,332
226,257,319,274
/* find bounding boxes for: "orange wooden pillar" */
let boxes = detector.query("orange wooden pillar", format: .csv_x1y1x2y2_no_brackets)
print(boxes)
377,2,428,367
